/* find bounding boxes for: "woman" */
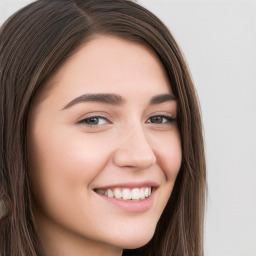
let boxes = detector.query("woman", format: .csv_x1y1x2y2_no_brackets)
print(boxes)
0,0,206,255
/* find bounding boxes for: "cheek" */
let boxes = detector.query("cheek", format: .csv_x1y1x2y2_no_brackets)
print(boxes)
27,126,112,206
152,130,182,181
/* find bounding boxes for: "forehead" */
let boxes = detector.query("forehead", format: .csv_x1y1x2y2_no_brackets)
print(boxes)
36,35,172,107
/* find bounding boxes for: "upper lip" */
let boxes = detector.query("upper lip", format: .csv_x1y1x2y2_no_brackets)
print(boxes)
93,181,160,190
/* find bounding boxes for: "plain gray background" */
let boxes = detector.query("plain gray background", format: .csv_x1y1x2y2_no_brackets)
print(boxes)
1,0,256,255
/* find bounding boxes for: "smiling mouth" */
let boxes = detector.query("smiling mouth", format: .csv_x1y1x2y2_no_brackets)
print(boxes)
94,187,153,201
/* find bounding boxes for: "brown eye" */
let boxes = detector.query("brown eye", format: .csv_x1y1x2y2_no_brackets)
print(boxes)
149,116,164,123
79,116,108,126
85,117,100,125
147,115,175,124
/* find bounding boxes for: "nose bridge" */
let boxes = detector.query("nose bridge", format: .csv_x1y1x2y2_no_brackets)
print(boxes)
113,121,156,169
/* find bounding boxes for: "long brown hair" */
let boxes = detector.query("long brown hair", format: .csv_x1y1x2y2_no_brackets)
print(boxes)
0,0,206,255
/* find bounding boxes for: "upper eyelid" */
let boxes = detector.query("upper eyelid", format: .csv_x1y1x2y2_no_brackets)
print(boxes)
76,110,176,123
146,111,175,119
147,115,176,123
77,116,111,124
78,114,174,124
77,112,112,122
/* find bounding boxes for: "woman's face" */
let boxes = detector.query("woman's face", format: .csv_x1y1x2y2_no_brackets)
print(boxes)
28,36,182,256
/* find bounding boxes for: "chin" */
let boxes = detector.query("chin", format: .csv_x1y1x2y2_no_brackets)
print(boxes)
122,238,152,250
110,226,155,250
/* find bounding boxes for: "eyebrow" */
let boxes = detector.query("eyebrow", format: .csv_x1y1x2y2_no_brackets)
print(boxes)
150,94,176,104
62,93,176,110
62,93,124,110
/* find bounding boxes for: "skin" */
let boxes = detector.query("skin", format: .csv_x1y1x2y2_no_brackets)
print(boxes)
27,36,182,256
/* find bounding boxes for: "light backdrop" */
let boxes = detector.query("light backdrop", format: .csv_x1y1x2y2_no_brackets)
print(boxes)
1,1,256,255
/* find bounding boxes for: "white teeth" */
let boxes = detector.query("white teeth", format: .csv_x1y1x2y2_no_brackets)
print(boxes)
148,187,151,196
131,188,140,200
122,189,132,200
144,187,149,197
107,189,114,198
96,187,153,200
140,188,145,199
114,188,122,199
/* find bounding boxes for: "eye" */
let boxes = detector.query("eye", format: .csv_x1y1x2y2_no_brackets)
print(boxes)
78,116,109,126
147,115,175,124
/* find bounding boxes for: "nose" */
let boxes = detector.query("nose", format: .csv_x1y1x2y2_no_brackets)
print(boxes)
113,126,157,170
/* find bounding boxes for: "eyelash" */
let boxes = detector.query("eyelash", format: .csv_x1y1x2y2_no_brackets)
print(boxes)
77,114,176,127
77,116,110,126
146,115,176,124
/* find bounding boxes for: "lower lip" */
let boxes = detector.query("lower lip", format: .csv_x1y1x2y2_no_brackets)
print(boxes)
95,190,155,213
